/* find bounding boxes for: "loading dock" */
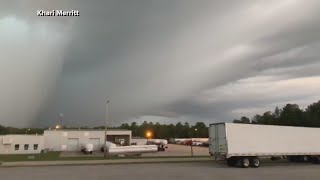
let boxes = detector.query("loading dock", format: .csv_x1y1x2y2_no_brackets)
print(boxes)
44,129,131,151
67,138,79,151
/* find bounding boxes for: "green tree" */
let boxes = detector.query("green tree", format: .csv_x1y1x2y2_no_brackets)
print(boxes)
153,122,162,138
0,125,8,135
233,116,250,124
262,111,276,125
119,123,130,130
175,122,184,138
192,122,208,137
305,101,320,127
167,124,175,139
182,122,191,138
130,122,138,136
251,114,262,124
279,104,304,126
274,106,281,118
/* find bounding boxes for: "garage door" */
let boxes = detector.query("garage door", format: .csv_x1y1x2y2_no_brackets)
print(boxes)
67,138,79,151
89,138,100,150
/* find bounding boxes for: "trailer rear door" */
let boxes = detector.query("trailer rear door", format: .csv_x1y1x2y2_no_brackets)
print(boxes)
209,123,227,158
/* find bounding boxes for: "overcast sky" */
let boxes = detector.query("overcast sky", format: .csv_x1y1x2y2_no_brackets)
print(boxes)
0,0,320,128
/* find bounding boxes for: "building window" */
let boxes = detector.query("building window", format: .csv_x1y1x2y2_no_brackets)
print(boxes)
14,144,19,150
34,144,38,150
24,144,29,150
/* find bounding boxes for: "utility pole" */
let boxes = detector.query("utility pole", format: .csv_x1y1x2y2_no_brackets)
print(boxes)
104,98,110,158
59,113,64,129
190,128,197,157
190,130,193,157
191,139,194,157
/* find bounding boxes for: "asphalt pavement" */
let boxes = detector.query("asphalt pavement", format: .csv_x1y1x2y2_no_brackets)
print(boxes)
1,161,320,180
1,157,211,167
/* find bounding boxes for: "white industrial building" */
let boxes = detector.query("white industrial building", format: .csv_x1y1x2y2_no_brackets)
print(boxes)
44,129,131,151
0,135,44,154
0,129,131,154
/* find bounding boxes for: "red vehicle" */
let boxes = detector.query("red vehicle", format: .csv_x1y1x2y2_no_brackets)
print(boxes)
184,140,193,146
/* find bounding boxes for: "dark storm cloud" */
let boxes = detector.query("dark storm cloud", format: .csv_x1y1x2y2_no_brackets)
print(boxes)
1,0,320,127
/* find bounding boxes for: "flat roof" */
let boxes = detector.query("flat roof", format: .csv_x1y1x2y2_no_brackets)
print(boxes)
44,129,130,131
0,134,43,136
132,137,147,139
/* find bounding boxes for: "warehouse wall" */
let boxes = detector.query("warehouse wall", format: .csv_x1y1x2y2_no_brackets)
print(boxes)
44,130,131,151
43,131,64,151
0,135,44,154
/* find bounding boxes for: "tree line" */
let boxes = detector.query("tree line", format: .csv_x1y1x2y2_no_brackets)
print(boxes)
233,100,320,127
0,121,208,139
0,125,44,135
114,121,208,139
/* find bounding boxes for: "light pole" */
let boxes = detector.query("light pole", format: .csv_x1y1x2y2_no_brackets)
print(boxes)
190,128,198,157
104,98,110,158
190,139,194,157
59,113,64,129
195,128,198,138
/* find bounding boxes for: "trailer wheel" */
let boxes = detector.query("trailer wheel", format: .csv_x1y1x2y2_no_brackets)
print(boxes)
311,157,320,164
241,158,250,168
288,156,297,162
250,157,260,168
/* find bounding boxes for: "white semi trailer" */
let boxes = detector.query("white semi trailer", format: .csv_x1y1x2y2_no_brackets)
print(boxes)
146,139,168,151
209,123,320,168
101,141,158,156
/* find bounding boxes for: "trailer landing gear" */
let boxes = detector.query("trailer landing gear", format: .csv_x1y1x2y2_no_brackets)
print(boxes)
227,157,237,167
311,157,320,164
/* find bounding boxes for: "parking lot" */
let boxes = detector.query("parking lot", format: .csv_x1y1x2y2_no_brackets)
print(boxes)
2,162,320,180
141,144,209,157
60,144,209,157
